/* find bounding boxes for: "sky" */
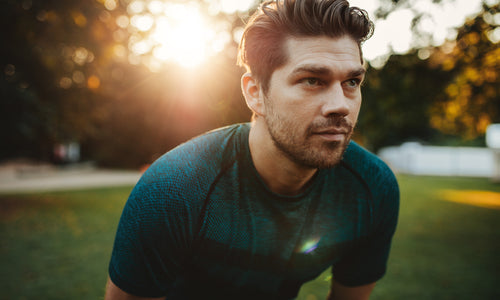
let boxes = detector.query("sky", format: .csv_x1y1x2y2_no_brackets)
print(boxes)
350,0,495,67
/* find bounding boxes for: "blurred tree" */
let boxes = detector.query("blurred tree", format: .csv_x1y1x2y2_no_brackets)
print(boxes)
83,0,252,168
0,0,114,160
2,0,496,167
428,3,500,140
357,52,452,151
88,57,249,168
358,2,499,150
0,0,251,167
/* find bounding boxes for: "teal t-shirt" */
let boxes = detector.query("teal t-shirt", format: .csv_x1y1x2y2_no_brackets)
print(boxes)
109,123,399,299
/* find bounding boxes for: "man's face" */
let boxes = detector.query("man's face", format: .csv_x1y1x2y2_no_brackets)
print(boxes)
262,35,364,169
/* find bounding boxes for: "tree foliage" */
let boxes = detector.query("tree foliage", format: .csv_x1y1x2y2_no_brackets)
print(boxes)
1,0,498,167
0,0,250,167
428,3,500,139
358,2,499,150
358,53,451,150
1,0,115,160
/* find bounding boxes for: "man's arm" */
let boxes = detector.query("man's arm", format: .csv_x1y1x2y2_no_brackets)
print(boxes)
105,278,166,300
327,280,376,300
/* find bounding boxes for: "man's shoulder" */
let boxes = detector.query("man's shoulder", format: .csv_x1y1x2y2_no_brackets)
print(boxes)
136,123,249,194
343,141,392,173
116,124,251,240
162,122,249,167
341,141,399,194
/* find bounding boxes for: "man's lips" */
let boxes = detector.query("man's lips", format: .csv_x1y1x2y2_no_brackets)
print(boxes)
312,128,349,141
314,128,348,134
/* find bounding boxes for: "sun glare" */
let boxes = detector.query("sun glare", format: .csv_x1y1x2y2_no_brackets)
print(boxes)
349,0,486,68
108,0,489,71
210,0,256,14
123,1,243,70
440,190,500,210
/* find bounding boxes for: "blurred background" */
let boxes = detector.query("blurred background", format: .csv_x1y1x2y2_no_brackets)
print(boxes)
1,1,500,299
1,0,499,169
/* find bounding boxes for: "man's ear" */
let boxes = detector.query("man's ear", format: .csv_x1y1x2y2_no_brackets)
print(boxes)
241,73,265,117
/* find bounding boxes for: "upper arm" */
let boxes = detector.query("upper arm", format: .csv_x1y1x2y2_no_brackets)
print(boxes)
331,159,399,286
105,277,166,300
108,172,193,296
327,280,376,300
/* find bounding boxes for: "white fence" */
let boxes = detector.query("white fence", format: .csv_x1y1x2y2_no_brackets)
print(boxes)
378,142,500,178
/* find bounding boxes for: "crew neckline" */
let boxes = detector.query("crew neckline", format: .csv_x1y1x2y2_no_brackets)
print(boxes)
239,123,325,202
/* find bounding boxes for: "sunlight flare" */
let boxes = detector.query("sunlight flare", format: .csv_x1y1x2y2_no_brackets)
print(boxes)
440,190,500,209
126,1,234,70
297,237,321,254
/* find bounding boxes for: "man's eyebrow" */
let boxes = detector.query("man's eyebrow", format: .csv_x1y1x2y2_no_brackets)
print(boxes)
290,65,332,76
348,67,366,78
290,65,366,78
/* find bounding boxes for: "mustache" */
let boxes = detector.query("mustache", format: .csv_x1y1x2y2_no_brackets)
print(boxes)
307,116,355,134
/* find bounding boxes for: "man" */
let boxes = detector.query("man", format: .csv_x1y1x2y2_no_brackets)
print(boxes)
105,0,399,299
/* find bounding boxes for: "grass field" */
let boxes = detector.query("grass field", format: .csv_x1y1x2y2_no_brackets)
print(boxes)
1,175,499,299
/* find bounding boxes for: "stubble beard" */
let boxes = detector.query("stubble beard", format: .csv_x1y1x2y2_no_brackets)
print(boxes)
265,103,354,169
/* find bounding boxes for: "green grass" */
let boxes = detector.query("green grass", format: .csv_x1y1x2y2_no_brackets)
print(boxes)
0,187,134,300
1,176,499,299
298,176,500,300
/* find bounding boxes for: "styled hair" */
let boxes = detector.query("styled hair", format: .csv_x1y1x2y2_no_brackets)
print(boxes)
238,0,374,93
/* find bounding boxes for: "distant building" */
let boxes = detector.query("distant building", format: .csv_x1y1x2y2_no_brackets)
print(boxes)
378,124,500,180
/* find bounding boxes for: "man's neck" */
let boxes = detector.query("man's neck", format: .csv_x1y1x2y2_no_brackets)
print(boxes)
248,121,318,196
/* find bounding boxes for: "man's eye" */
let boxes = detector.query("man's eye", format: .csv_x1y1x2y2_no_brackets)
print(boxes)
302,78,322,86
345,79,361,88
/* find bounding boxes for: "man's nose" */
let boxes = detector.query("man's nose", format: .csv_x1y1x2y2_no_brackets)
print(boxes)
320,83,350,117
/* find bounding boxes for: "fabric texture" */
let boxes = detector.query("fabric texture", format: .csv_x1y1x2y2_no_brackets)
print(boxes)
108,123,399,299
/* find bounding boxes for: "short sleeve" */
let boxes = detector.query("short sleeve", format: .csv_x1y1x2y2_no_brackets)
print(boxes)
108,169,195,297
332,170,400,286
107,124,245,297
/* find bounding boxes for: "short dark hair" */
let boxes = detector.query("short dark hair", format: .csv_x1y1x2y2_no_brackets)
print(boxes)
238,0,374,93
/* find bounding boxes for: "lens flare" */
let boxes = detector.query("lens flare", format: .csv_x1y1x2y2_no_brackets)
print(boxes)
125,1,233,70
298,237,321,254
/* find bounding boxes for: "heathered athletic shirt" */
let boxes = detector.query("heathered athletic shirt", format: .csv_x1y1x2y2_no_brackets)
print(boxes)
109,123,399,299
